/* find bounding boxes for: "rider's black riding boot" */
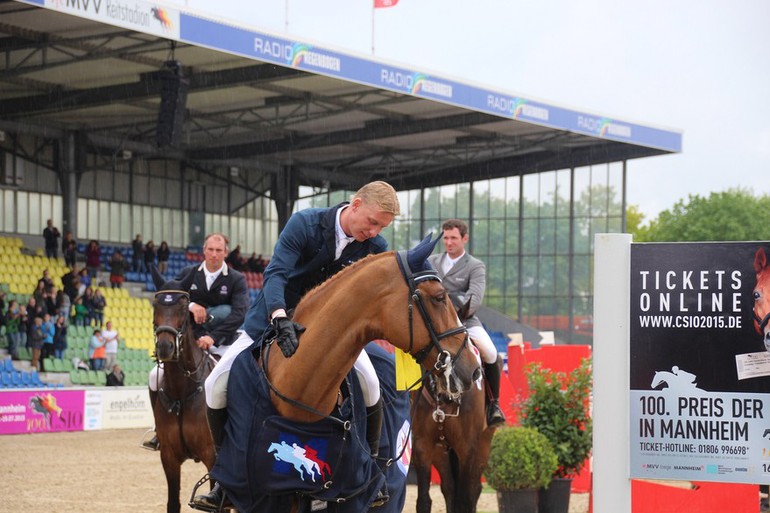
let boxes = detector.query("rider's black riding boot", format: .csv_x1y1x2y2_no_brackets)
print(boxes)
366,399,384,457
484,361,506,427
366,399,389,507
142,390,160,451
191,407,231,511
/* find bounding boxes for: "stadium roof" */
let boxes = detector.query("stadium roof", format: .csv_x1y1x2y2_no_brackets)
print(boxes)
0,0,681,195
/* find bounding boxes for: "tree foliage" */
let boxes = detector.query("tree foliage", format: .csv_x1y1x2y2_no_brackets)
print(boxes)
632,189,770,242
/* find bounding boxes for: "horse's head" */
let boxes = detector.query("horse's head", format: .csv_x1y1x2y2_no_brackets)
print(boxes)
650,371,668,390
151,265,191,362
753,247,770,352
396,235,482,400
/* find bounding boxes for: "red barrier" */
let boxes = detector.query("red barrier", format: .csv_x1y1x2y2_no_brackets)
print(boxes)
505,343,592,492
630,480,757,513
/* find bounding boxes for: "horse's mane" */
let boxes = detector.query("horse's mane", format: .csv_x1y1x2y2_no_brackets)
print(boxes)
297,252,390,309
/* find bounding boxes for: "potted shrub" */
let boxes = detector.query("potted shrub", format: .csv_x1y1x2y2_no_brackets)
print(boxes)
484,426,558,513
520,358,593,513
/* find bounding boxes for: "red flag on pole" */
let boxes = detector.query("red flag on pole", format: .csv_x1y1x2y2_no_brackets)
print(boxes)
374,0,398,8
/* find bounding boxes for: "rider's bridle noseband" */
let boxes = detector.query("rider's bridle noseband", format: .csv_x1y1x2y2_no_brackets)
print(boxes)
153,290,191,363
395,250,469,371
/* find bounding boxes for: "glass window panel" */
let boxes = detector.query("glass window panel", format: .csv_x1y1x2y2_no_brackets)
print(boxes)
486,219,506,256
484,255,505,308
473,180,490,219
521,219,540,254
76,199,87,241
555,169,571,218
38,193,52,233
471,219,489,256
555,218,571,254
520,256,539,296
27,193,41,236
538,255,555,295
554,255,570,299
120,203,131,243
539,218,556,254
98,201,110,242
504,218,519,255
142,206,153,241
86,199,98,241
52,195,62,230
16,192,27,233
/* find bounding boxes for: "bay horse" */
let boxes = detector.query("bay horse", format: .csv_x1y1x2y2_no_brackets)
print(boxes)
754,247,770,352
211,236,482,512
151,280,218,513
410,353,499,513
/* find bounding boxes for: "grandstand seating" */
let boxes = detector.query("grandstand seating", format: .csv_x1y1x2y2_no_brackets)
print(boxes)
0,234,264,388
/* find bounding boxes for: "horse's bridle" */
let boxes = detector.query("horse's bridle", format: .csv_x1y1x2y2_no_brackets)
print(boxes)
153,290,212,382
754,307,770,333
153,290,191,363
395,250,469,372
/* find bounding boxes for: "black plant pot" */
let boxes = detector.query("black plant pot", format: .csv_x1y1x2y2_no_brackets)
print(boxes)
538,478,573,513
497,488,539,513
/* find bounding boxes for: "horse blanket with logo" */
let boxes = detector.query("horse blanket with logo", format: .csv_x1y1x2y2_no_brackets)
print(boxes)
211,342,410,512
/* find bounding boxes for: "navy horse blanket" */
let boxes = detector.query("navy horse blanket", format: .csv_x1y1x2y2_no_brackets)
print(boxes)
211,342,412,513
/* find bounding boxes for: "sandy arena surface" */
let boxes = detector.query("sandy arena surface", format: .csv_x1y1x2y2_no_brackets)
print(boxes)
0,428,589,513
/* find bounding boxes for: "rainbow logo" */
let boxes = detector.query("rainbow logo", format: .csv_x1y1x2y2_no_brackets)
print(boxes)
411,73,428,95
511,98,528,118
290,43,312,67
598,118,613,137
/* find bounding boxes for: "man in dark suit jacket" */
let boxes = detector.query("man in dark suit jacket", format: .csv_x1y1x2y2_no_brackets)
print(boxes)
144,232,249,451
193,181,401,509
428,219,506,427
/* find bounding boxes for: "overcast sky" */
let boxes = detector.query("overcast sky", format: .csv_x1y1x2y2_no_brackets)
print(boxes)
187,0,769,219
275,0,769,220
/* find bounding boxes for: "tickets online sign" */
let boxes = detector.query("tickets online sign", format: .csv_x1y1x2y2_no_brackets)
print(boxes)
630,242,770,484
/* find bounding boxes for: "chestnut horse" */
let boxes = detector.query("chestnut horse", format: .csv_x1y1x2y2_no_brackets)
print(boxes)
211,237,482,512
151,285,218,513
410,355,500,513
754,247,770,352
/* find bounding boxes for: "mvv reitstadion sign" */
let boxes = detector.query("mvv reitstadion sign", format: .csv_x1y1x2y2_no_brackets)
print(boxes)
593,235,770,513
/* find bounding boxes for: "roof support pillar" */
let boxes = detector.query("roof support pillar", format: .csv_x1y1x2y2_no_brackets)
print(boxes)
271,165,298,231
57,130,82,242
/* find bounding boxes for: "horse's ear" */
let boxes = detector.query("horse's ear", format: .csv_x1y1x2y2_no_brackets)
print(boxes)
755,248,768,274
150,264,167,290
406,233,439,272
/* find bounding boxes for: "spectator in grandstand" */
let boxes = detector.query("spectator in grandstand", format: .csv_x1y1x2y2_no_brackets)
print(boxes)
43,219,61,259
29,316,44,371
246,252,265,274
41,313,55,363
62,231,77,268
32,279,47,308
84,240,101,280
72,357,89,371
428,218,505,427
38,268,54,293
101,321,120,371
131,234,145,273
5,299,20,360
144,240,156,271
54,289,71,322
106,363,125,386
62,267,79,303
88,329,106,370
109,250,127,289
77,267,91,291
53,314,67,359
17,304,28,350
91,289,106,328
72,296,89,327
157,241,170,274
26,296,45,324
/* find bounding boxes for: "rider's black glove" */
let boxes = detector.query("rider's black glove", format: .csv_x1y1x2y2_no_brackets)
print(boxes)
272,316,305,358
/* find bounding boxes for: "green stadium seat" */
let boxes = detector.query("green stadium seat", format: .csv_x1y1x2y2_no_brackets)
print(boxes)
52,358,65,372
69,370,82,385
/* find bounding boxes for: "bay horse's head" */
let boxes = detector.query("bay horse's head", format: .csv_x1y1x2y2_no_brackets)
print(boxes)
397,236,482,400
151,265,191,362
753,247,770,352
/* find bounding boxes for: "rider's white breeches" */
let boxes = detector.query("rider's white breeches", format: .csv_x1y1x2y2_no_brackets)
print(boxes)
353,350,380,407
203,331,255,409
467,325,499,364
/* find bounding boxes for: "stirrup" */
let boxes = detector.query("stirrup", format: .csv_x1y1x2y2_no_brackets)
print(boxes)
139,428,159,451
371,486,390,508
189,474,230,513
486,401,506,427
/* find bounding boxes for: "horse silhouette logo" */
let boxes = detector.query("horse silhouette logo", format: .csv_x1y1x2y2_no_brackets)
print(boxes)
29,393,62,429
267,441,330,482
650,366,702,393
